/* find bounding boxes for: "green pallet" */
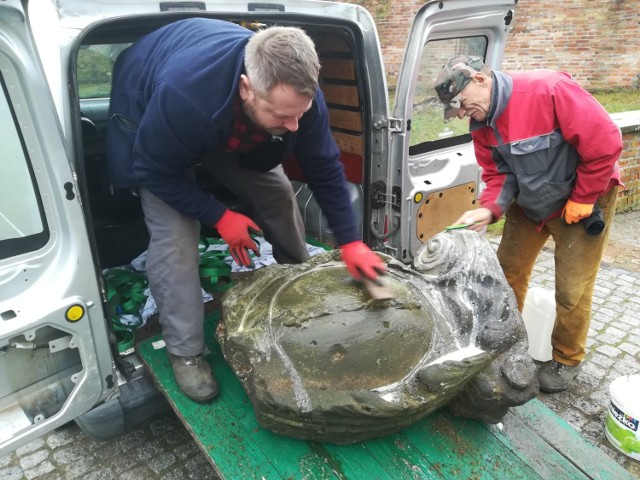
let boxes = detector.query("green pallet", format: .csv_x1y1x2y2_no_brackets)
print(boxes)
137,313,633,480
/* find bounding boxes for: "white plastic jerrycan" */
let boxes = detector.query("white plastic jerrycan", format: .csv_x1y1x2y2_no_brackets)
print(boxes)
521,286,556,362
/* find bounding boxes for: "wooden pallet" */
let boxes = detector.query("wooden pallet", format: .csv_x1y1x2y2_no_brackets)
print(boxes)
137,313,633,480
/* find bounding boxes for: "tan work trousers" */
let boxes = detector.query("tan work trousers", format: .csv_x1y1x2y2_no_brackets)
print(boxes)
497,187,619,365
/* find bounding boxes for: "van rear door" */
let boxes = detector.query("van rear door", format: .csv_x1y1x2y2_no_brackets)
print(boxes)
389,0,517,262
0,0,115,455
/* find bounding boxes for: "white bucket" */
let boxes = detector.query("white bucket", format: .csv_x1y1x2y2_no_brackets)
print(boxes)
521,287,555,362
605,374,640,461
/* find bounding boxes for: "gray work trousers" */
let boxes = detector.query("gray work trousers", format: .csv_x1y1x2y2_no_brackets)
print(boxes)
139,156,308,356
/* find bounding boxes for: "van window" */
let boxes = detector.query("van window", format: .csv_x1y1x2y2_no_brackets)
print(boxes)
78,44,130,99
409,36,488,152
0,77,48,259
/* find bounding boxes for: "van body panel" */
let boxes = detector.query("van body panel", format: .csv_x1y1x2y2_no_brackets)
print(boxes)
0,0,116,456
389,0,516,262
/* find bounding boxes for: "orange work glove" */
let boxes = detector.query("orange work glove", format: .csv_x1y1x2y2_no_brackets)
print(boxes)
340,241,386,282
214,210,262,267
561,200,594,224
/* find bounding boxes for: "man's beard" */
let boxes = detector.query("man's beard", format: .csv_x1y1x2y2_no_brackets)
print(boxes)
242,100,288,136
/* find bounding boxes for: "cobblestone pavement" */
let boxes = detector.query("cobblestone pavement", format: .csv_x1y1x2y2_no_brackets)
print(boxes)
496,209,640,479
1,211,639,480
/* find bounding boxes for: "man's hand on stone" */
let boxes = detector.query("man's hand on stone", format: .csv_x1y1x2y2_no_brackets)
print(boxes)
451,207,493,232
340,240,386,283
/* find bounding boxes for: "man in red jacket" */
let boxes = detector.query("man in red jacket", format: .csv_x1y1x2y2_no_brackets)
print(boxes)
434,55,623,393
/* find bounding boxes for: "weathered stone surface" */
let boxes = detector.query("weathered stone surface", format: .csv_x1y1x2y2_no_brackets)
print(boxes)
217,230,538,444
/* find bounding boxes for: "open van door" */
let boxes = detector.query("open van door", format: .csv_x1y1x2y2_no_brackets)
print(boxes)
389,0,517,263
0,0,116,455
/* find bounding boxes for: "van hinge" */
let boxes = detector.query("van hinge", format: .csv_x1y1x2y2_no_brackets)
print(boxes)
371,182,401,210
373,116,402,133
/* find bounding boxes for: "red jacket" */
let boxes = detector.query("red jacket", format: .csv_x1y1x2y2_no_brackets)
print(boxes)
471,70,623,223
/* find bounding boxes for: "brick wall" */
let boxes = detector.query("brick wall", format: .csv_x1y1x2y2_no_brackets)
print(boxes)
619,132,640,211
501,0,639,90
614,114,640,212
346,0,640,91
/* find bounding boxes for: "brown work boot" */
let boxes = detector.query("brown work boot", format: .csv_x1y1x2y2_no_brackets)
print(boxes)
168,352,219,403
538,360,582,393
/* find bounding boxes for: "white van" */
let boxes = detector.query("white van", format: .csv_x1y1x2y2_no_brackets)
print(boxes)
0,0,515,455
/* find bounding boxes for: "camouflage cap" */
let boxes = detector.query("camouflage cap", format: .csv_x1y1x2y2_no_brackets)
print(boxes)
434,55,485,122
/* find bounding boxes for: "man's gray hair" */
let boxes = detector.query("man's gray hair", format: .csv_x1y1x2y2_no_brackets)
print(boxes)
245,26,320,98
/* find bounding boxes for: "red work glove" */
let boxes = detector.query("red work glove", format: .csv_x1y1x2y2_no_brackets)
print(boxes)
340,241,386,282
214,210,262,268
562,200,594,224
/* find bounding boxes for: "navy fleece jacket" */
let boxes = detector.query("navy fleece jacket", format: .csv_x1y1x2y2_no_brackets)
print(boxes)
105,18,358,245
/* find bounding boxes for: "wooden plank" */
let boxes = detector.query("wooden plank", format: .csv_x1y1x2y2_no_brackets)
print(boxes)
402,412,513,480
511,400,636,480
412,411,541,479
314,35,350,52
321,58,356,81
322,84,360,107
329,108,362,132
361,435,443,479
332,131,364,156
309,443,395,480
416,183,478,242
484,407,592,480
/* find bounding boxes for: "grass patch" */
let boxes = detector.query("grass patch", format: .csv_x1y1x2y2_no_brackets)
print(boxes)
591,90,640,114
486,218,505,236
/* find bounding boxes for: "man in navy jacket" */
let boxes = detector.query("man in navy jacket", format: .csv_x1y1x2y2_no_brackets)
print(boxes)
106,18,384,403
